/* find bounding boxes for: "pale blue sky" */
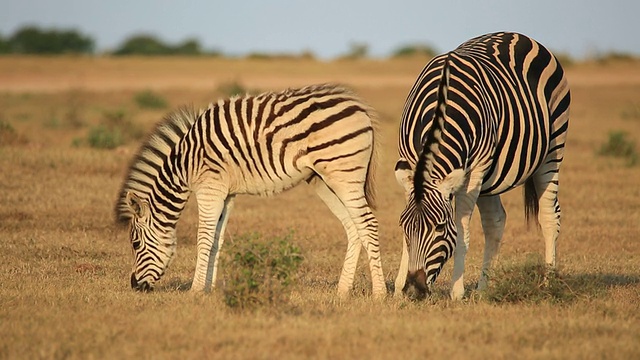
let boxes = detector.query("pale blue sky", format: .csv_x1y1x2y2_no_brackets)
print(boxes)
1,0,638,59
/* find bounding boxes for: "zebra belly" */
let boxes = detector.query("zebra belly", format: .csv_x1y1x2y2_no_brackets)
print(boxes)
479,157,540,196
229,165,314,197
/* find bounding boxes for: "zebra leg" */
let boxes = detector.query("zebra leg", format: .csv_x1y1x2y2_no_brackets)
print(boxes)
310,176,385,298
191,189,234,292
394,240,409,297
394,158,411,296
476,195,506,291
209,195,235,287
534,169,561,272
450,177,482,300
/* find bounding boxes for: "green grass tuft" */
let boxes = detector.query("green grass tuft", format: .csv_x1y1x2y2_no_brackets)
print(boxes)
134,90,168,109
598,130,638,166
87,125,123,149
82,108,143,149
221,232,304,310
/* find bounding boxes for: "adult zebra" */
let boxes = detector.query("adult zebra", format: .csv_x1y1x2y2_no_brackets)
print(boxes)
394,32,570,300
115,84,385,297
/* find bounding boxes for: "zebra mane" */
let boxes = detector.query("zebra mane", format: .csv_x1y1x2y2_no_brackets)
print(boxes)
267,83,355,101
115,106,200,225
413,55,451,203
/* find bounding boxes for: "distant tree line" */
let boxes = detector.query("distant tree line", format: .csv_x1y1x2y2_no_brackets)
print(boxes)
0,26,221,56
111,34,221,56
0,25,442,59
9,25,635,63
0,26,94,54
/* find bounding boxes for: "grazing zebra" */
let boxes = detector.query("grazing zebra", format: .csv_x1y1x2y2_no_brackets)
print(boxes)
115,84,385,297
394,32,571,300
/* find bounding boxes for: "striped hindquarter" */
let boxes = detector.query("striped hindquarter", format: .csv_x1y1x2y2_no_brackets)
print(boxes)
115,84,385,297
394,32,571,300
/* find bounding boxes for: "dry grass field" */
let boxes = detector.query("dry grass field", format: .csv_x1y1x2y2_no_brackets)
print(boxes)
1,55,639,359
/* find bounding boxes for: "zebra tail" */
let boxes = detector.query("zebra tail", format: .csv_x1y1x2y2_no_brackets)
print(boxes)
523,178,539,228
364,107,379,211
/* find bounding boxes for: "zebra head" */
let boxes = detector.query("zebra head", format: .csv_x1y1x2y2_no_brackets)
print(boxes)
398,168,465,299
124,192,177,292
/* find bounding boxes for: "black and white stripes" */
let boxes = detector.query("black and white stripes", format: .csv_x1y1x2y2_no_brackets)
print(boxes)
394,32,571,300
116,84,385,297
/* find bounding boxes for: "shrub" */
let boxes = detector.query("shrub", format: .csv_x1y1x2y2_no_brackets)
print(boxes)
112,34,171,56
482,256,575,304
87,125,123,149
0,120,28,146
112,34,219,56
82,108,143,149
338,42,369,60
217,81,248,98
221,232,304,310
134,90,168,109
5,26,94,54
598,131,638,166
391,44,438,59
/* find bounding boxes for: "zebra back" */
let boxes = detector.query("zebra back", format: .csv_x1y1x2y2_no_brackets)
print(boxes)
115,84,380,223
400,32,570,195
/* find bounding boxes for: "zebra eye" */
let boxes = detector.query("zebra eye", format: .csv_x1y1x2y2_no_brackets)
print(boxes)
434,222,446,233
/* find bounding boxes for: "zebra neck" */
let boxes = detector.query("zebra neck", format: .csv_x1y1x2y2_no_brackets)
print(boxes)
151,157,191,225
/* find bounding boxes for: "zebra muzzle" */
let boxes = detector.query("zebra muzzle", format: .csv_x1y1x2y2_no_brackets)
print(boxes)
131,273,153,292
402,269,430,300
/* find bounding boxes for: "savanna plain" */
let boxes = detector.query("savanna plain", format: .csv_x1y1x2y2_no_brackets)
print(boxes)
1,56,639,359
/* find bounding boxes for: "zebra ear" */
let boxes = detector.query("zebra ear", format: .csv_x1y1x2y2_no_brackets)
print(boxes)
394,159,413,198
125,192,149,219
437,169,466,199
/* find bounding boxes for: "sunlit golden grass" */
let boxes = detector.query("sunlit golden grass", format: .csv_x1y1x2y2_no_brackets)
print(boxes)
1,57,639,359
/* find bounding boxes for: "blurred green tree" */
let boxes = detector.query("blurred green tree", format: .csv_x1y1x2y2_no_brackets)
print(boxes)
0,34,10,54
113,34,213,56
391,43,438,58
112,34,172,55
7,26,94,54
173,38,202,55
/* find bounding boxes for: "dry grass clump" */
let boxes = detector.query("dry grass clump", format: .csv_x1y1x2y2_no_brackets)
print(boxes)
483,256,577,304
480,256,631,306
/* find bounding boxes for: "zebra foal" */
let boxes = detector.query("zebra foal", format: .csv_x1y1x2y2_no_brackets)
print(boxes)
115,84,385,297
394,32,571,300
